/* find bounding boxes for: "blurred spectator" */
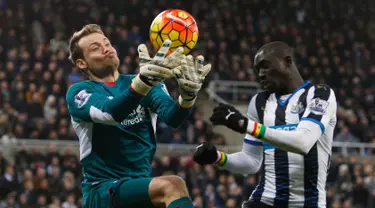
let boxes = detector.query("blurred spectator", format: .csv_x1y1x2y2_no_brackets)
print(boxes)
0,0,375,207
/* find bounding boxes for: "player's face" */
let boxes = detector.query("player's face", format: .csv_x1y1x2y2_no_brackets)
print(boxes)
77,33,120,78
254,51,290,92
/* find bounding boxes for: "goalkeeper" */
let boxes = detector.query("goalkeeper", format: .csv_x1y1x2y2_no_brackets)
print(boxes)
66,24,211,208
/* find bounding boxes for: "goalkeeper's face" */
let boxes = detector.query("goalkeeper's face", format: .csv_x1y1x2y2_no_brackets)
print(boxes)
77,33,120,78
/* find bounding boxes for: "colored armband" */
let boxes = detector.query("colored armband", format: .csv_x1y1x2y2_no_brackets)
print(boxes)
250,122,266,139
215,151,228,167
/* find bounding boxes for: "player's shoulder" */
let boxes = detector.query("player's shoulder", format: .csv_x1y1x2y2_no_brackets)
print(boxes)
311,84,333,91
67,81,94,93
309,84,335,99
66,81,94,102
251,90,272,104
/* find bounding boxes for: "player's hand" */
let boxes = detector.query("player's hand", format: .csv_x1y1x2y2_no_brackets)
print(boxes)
209,103,248,134
132,40,184,95
137,39,184,86
173,55,211,101
193,142,218,165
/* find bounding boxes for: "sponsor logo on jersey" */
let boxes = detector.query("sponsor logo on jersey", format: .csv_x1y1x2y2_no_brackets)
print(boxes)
74,89,91,108
309,98,329,115
120,105,147,126
270,124,297,131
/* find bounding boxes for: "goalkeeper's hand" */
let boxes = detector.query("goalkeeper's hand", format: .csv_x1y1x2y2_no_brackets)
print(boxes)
173,55,211,107
193,142,219,165
131,39,184,95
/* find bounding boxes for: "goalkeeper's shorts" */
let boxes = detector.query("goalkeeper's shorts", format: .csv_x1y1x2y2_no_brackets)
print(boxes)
82,177,154,208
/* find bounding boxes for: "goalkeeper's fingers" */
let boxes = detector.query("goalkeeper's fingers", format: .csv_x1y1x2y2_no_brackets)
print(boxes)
153,39,172,61
179,79,201,92
142,64,173,79
195,55,211,79
164,47,184,66
137,44,152,65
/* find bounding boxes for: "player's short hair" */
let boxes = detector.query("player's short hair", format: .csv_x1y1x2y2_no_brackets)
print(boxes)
68,24,104,64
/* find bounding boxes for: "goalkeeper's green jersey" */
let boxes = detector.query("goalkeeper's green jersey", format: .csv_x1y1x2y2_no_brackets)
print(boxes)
66,74,192,185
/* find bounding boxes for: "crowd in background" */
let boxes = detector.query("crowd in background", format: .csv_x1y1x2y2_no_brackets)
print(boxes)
1,146,375,208
0,0,375,207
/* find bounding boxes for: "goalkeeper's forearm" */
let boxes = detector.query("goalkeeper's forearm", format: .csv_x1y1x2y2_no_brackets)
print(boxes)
215,142,263,175
131,74,153,95
246,120,321,155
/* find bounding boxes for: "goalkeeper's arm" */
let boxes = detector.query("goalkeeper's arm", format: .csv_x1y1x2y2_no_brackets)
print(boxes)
66,82,148,124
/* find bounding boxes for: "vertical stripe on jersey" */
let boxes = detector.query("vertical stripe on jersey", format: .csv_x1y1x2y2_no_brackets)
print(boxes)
304,86,325,208
274,103,289,207
286,88,309,206
304,143,319,208
251,92,270,202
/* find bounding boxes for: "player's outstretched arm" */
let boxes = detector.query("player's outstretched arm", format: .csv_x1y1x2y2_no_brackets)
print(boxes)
144,54,211,128
193,137,263,174
209,86,337,155
66,83,146,124
194,95,263,174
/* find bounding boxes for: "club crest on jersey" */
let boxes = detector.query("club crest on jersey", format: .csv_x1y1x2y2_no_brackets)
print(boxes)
74,89,91,108
120,105,147,126
309,98,329,115
290,102,304,114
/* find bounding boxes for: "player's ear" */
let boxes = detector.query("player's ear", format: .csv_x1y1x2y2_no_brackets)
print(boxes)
76,59,88,70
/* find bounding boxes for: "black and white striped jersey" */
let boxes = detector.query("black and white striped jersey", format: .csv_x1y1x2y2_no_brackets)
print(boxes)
245,81,337,208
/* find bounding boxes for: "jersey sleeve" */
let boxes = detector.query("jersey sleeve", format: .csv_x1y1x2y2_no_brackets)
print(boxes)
300,84,337,133
244,94,264,146
66,82,144,124
144,83,192,128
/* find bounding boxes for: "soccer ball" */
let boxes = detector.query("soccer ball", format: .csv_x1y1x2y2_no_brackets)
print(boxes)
149,9,199,55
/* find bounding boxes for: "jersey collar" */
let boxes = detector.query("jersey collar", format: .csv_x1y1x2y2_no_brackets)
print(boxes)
276,80,310,106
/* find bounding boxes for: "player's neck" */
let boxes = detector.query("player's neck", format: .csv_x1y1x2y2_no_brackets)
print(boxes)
277,77,305,96
90,70,119,83
287,78,305,93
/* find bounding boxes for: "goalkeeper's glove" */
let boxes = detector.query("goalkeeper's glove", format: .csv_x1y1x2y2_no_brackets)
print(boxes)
209,103,248,134
173,55,211,107
193,142,219,165
131,39,184,95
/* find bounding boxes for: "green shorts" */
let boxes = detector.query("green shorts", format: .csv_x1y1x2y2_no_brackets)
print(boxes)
82,177,154,208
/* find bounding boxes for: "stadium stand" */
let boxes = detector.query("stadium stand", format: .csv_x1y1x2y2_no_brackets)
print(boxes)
0,0,375,207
